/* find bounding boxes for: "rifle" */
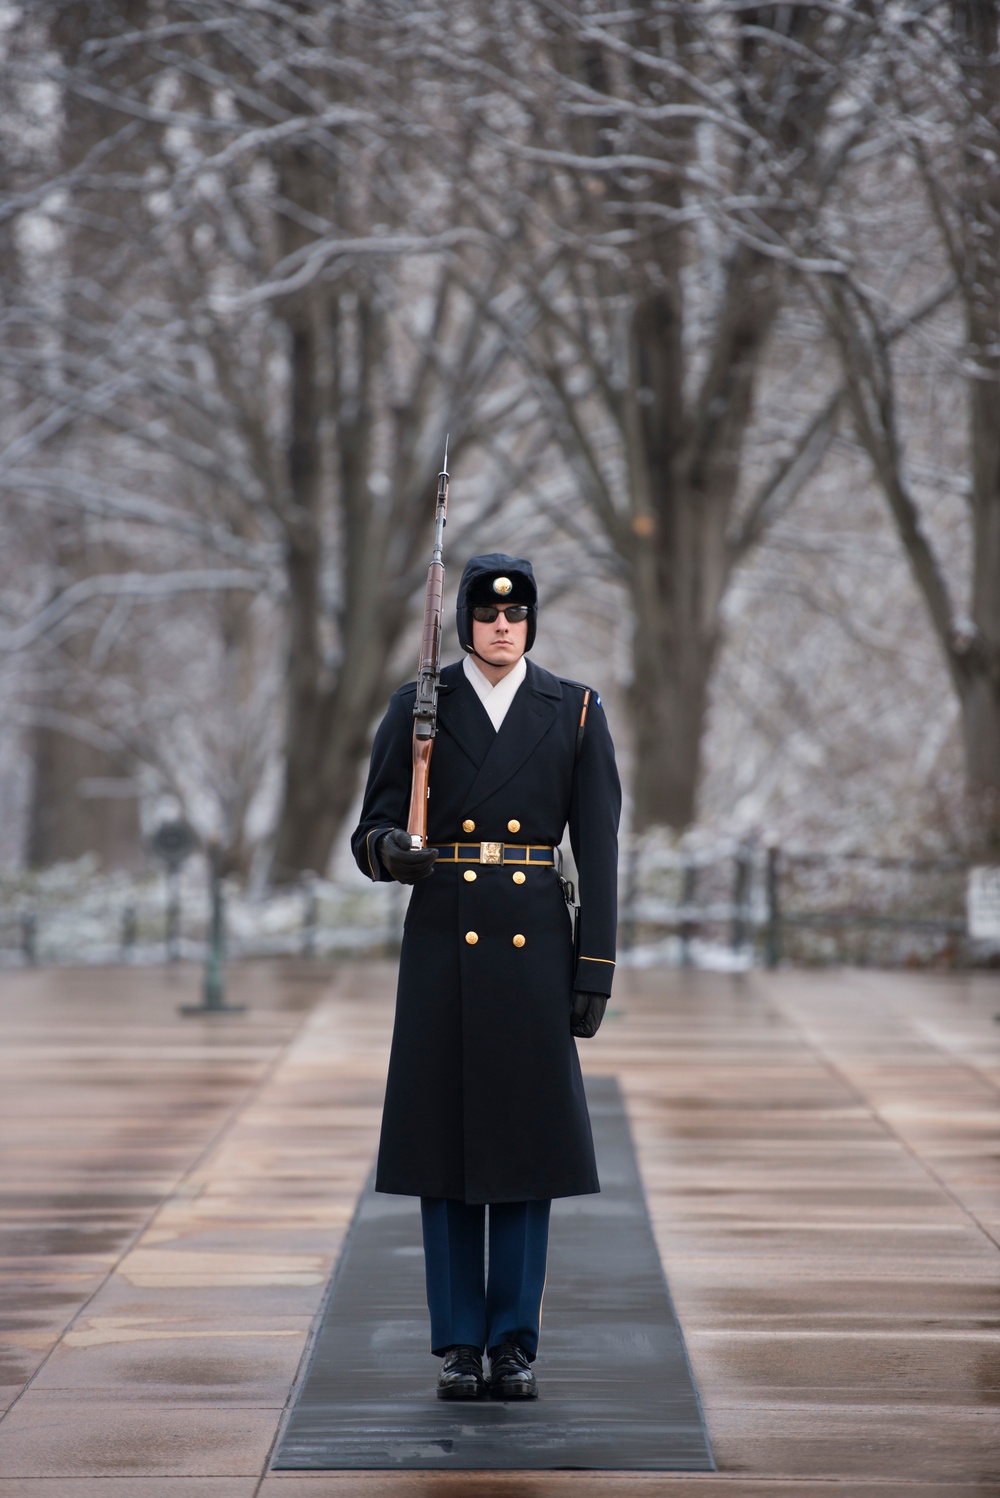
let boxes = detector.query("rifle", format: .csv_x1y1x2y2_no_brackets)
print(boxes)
406,437,449,849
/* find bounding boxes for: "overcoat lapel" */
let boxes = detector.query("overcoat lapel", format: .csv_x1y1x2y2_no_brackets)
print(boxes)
463,662,561,811
436,666,495,768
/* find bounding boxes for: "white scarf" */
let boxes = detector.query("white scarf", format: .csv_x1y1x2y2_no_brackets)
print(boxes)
462,653,527,732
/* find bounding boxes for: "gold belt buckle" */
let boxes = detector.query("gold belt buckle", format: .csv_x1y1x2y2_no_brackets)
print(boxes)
480,841,504,865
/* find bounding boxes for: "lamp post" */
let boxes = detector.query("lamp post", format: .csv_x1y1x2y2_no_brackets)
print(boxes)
180,838,245,1016
149,819,198,962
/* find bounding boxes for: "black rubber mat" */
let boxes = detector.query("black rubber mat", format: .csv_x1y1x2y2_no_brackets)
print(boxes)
272,1075,714,1471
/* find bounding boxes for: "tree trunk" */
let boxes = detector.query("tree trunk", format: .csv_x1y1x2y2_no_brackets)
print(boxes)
27,2,143,870
629,596,717,830
826,272,1000,855
837,1,1000,856
962,275,1000,852
958,0,1000,851
959,671,1000,854
624,251,780,830
491,2,848,835
270,510,407,881
265,117,504,881
271,641,401,879
267,265,420,880
269,302,330,880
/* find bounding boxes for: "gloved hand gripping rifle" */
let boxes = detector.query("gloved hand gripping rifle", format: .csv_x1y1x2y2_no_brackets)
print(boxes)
406,438,449,849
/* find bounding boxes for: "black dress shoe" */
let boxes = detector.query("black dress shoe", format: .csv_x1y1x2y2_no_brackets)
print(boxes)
488,1341,538,1399
436,1344,486,1400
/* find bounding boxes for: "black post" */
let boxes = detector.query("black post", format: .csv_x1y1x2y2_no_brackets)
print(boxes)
203,859,226,1008
621,836,640,958
766,844,782,970
121,905,137,961
301,874,318,959
680,850,697,968
20,909,37,966
149,819,198,963
730,841,752,957
166,868,181,962
181,841,245,1015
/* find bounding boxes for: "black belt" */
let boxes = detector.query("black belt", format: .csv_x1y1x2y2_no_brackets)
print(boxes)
435,842,555,866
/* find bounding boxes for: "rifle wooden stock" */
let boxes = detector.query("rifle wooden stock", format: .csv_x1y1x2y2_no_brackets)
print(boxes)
407,736,433,842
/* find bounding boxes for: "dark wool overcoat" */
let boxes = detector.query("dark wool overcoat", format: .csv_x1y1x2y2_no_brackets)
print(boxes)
351,657,621,1204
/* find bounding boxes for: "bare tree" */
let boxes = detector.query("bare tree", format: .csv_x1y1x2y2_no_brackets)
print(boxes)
9,0,986,885
2,2,152,866
1,0,535,876
435,0,872,832
805,1,1000,854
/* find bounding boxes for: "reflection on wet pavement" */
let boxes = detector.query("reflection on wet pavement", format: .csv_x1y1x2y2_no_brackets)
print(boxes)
0,960,997,1495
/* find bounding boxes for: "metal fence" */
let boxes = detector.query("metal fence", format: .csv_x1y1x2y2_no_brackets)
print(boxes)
0,862,409,969
0,841,987,971
619,838,976,968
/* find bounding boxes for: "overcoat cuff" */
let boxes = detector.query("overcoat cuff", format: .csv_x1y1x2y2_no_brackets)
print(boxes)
573,955,616,996
363,825,396,882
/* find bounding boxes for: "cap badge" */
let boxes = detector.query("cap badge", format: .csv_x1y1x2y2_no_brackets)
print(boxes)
492,576,513,595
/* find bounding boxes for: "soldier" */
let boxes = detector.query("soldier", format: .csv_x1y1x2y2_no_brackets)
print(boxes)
351,552,620,1401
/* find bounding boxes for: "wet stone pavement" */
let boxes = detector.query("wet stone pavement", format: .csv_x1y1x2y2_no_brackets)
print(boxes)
0,959,997,1496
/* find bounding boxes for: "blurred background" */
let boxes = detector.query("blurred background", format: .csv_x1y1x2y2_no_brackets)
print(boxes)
1,0,998,968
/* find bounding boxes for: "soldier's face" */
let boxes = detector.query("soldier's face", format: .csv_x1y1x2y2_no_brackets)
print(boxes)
471,606,529,665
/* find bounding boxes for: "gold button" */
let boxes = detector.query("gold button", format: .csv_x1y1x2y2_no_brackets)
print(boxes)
512,934,526,948
512,871,526,885
507,819,521,834
464,869,477,882
465,931,479,945
462,819,475,833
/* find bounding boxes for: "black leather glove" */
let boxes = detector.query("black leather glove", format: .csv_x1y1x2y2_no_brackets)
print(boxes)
570,990,607,1039
377,828,438,884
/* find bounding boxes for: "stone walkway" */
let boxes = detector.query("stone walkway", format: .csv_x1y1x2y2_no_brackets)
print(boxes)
0,960,997,1495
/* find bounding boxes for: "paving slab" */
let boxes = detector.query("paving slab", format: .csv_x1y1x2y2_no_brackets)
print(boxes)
26,1322,310,1402
706,1403,1000,1481
0,1483,256,1497
0,1393,279,1477
0,961,998,1491
257,1479,999,1496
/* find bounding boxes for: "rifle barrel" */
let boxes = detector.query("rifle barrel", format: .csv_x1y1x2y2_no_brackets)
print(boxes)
407,439,450,846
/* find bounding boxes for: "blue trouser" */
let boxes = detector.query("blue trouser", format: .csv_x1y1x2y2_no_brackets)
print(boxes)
420,1197,551,1361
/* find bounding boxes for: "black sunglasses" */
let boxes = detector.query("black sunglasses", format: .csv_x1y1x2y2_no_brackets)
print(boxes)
471,604,530,623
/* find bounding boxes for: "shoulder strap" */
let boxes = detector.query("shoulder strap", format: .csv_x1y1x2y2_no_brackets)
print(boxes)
575,687,591,760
